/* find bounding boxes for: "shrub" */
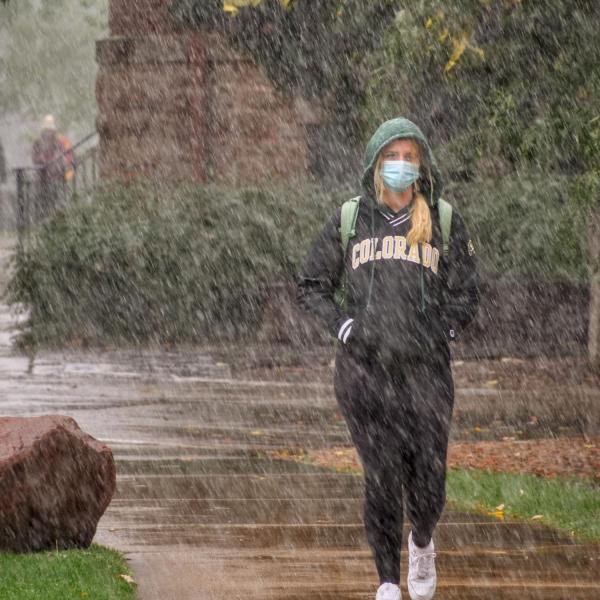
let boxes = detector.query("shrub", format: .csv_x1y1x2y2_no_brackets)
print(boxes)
446,174,587,282
4,182,348,347
4,176,586,348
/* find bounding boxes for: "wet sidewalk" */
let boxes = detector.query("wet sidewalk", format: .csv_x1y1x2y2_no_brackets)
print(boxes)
0,236,598,599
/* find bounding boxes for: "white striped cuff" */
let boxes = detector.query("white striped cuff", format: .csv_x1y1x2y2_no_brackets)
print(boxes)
337,318,354,344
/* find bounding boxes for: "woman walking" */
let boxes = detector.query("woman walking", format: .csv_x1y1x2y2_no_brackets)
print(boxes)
296,117,479,600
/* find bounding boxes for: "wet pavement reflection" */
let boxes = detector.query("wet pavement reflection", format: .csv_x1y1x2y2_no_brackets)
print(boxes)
0,237,597,599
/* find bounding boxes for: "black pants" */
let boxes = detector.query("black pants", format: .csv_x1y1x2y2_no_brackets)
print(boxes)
333,342,454,585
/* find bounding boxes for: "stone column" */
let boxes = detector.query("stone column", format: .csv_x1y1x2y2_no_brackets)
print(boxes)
96,0,315,184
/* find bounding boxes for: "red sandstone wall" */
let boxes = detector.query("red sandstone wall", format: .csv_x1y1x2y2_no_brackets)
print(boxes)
205,36,307,184
109,0,177,35
96,35,203,181
96,1,313,183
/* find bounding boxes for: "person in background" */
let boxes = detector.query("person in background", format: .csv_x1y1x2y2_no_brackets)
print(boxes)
31,114,74,219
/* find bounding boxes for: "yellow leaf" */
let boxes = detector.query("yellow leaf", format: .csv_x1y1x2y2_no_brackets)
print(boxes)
485,379,499,387
444,33,486,74
438,28,449,43
425,17,433,29
495,503,505,511
223,0,263,12
119,574,136,585
487,510,505,520
530,514,544,521
471,45,485,59
250,430,264,436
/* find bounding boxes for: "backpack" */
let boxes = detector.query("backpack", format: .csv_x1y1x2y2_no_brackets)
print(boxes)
333,196,453,309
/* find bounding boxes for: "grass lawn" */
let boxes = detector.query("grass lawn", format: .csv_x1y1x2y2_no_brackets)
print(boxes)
271,447,600,543
0,543,136,600
446,468,600,542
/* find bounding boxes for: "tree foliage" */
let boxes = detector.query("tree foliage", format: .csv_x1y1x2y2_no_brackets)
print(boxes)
0,0,107,134
362,0,600,186
172,0,399,146
173,0,600,196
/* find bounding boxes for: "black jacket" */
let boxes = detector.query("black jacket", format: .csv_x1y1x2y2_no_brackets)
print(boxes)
296,193,480,363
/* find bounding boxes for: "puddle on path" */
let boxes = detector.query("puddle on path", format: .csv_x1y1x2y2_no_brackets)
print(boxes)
93,453,600,600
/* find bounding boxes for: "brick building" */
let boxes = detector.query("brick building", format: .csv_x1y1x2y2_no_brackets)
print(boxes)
96,0,319,183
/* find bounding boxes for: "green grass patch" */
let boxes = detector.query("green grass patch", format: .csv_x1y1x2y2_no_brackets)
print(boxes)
298,452,600,543
0,543,136,600
446,468,600,542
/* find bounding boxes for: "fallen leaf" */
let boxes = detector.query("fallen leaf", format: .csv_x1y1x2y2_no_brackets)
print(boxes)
487,510,505,520
119,574,136,585
530,514,544,521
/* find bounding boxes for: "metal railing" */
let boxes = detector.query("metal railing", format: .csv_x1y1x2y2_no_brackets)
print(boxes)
14,132,99,251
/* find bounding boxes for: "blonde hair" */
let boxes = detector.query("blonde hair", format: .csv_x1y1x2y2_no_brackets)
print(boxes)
373,140,432,247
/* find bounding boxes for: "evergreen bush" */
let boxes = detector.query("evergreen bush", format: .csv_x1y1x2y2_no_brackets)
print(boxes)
5,183,346,346
5,178,585,347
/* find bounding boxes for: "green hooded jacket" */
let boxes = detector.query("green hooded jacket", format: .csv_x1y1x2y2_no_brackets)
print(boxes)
362,117,444,206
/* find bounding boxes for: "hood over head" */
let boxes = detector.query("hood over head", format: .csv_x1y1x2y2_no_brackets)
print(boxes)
362,117,444,206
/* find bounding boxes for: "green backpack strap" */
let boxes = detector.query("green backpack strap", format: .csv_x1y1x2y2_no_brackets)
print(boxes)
334,196,361,309
340,196,361,253
438,197,453,259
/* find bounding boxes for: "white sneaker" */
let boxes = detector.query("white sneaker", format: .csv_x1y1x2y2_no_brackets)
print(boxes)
376,582,401,600
407,531,437,600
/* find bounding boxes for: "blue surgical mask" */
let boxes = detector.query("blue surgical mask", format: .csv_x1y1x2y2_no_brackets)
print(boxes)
381,160,420,192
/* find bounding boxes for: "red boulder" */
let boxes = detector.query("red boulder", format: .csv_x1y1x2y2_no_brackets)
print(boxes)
0,415,116,552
